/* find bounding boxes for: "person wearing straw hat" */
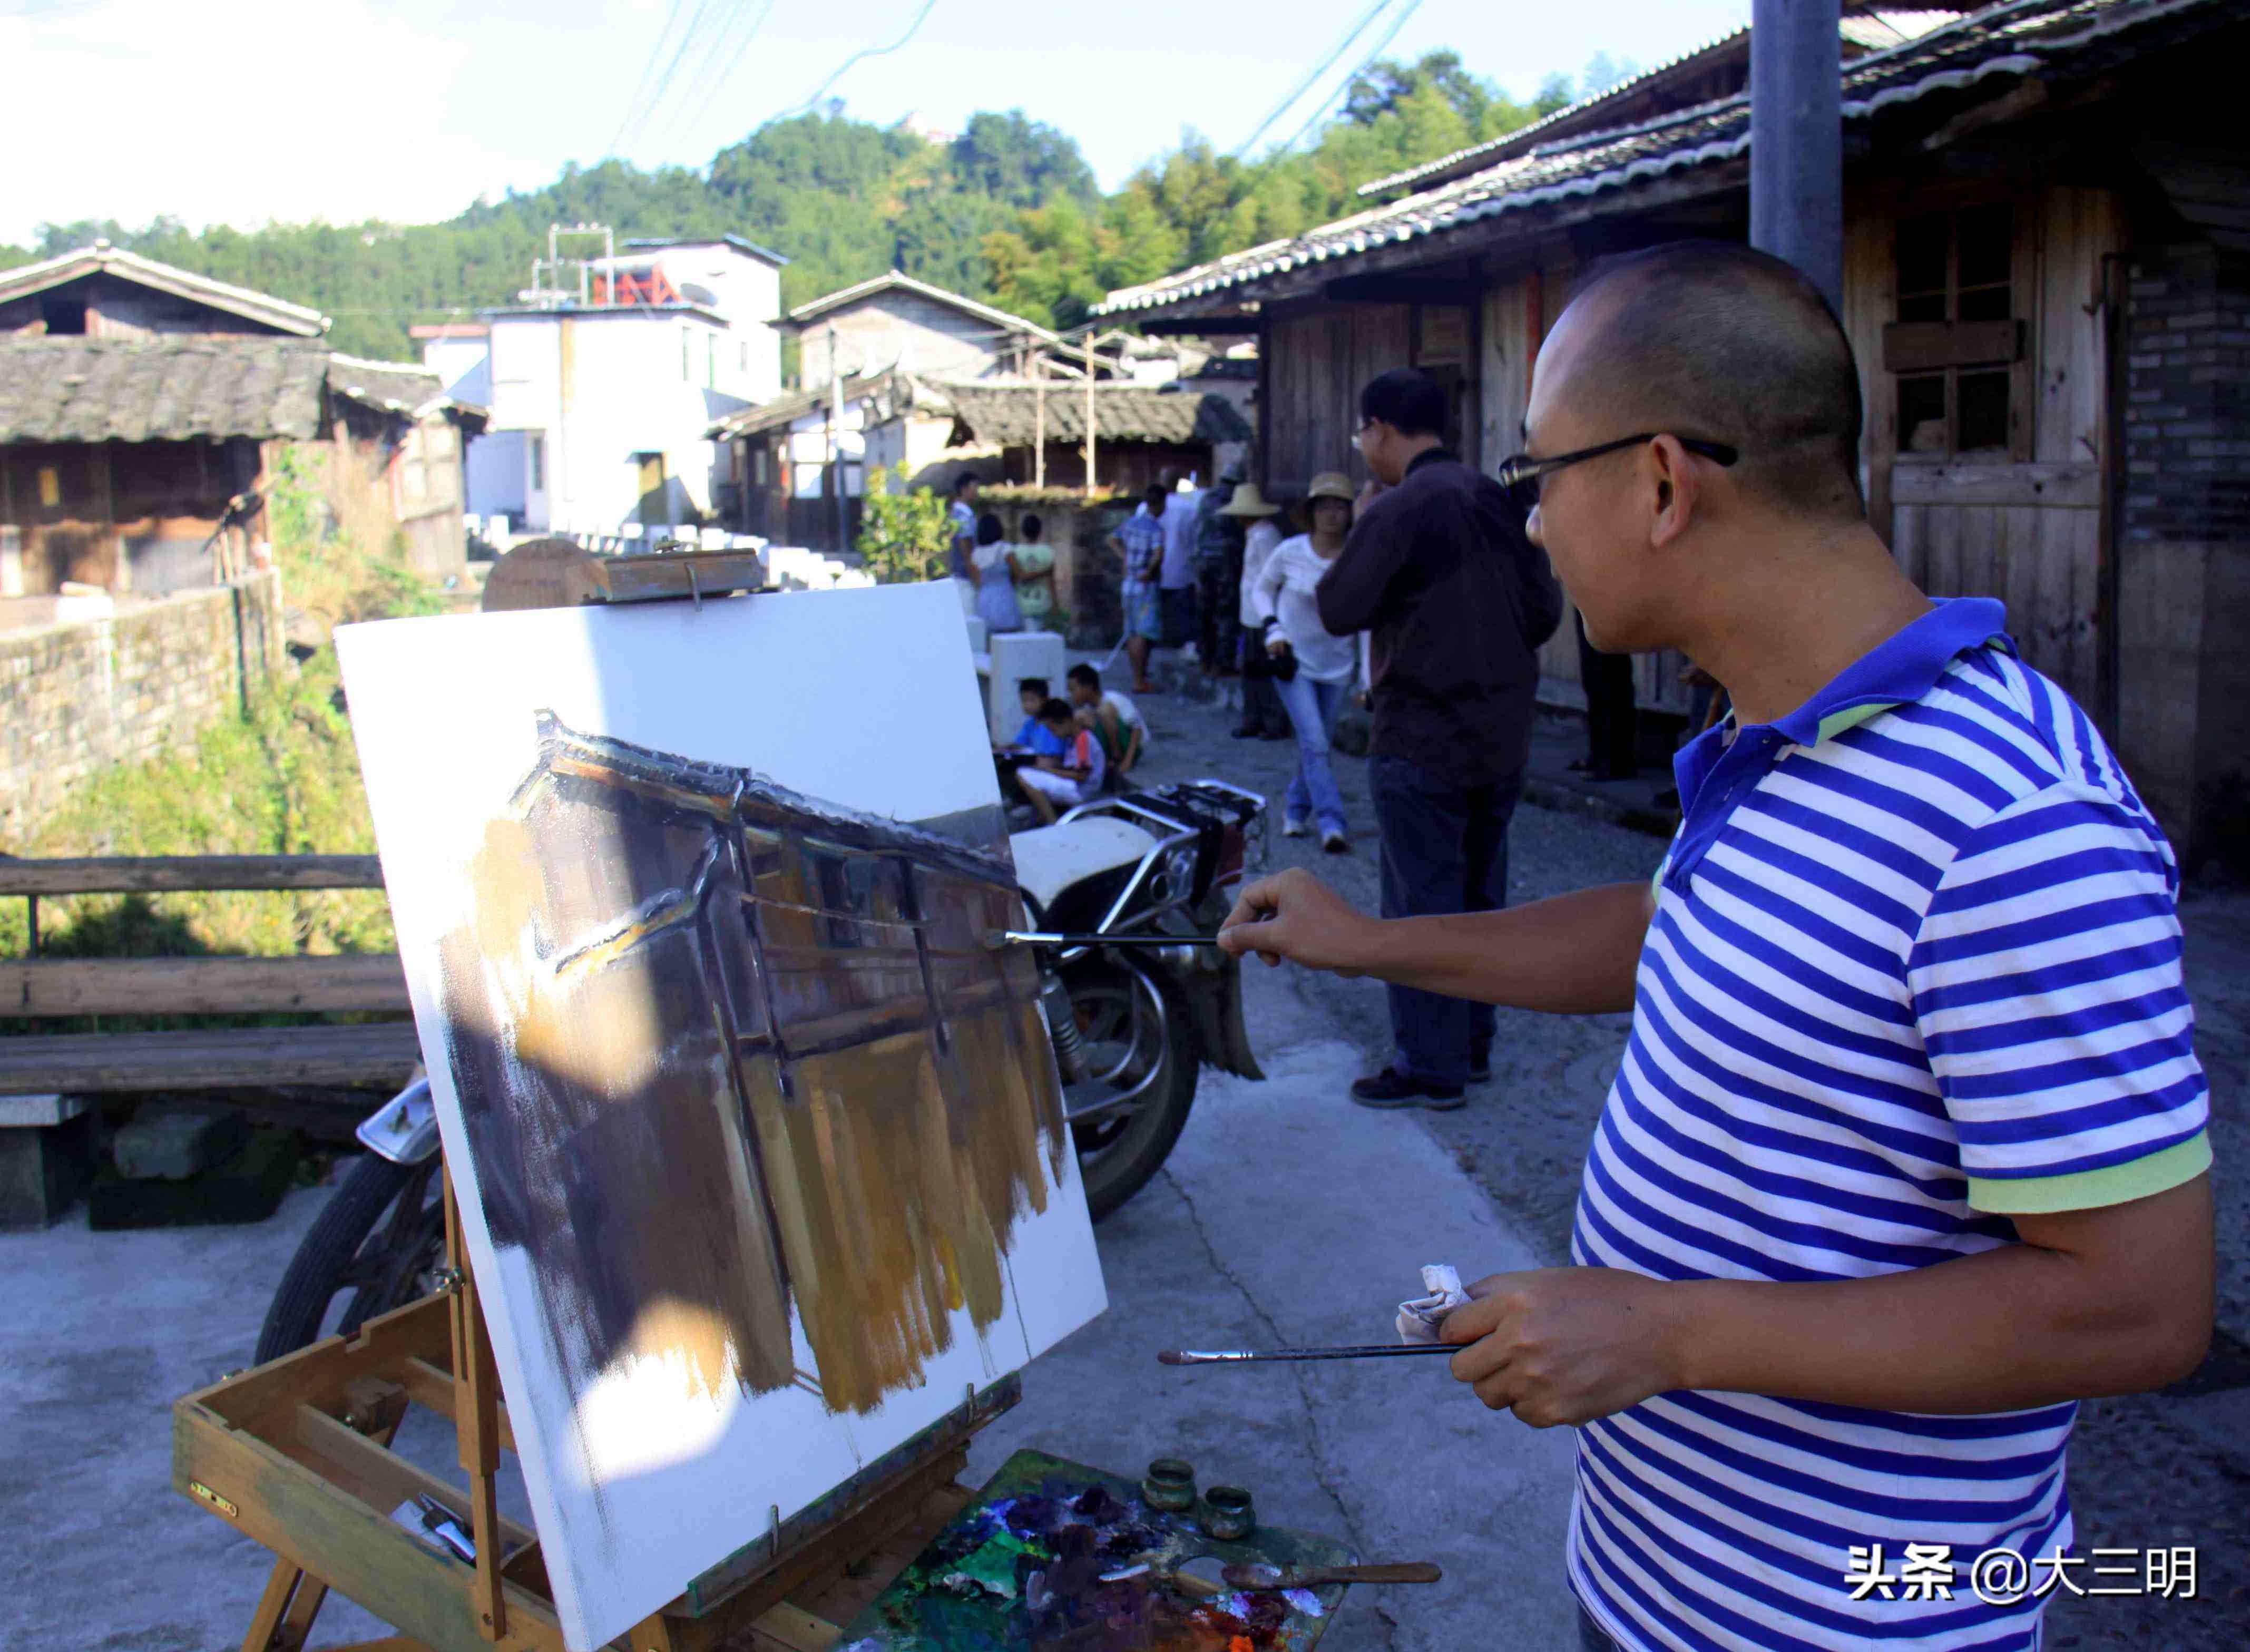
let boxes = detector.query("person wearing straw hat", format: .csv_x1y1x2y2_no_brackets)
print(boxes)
1220,481,1290,740
1251,472,1362,853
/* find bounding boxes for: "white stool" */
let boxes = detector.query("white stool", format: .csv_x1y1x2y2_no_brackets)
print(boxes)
985,630,1067,745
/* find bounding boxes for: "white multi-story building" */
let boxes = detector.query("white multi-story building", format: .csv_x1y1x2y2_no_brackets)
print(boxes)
418,234,786,536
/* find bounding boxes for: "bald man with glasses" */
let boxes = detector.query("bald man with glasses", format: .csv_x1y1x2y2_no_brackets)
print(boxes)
1230,241,2215,1652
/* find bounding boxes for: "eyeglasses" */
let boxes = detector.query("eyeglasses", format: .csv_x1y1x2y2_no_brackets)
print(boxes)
1494,434,1738,512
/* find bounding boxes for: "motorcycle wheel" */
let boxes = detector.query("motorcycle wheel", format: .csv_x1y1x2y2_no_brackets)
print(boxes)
1066,961,1199,1221
253,1151,448,1364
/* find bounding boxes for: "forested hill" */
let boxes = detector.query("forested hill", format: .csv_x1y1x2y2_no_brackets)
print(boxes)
1,52,1612,363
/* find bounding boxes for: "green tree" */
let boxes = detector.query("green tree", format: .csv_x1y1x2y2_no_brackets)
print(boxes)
856,465,954,584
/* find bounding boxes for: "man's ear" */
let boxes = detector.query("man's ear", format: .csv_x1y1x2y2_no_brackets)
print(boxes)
1646,435,1702,549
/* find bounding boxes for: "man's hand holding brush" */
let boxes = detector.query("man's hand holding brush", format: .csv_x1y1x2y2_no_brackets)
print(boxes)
1439,1269,1689,1429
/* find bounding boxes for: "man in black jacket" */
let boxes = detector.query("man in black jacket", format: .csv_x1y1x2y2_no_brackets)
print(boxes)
1317,368,1564,1108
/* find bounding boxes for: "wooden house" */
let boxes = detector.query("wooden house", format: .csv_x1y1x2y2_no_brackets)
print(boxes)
786,272,1060,386
1098,0,2250,868
0,246,483,594
713,276,1074,549
934,381,1254,495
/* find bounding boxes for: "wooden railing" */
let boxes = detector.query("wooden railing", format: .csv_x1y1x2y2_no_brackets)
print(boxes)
0,855,419,1096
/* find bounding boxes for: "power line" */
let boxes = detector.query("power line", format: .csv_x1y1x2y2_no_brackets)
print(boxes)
648,0,781,156
1231,0,1394,161
606,0,697,158
614,0,728,159
760,0,939,131
1274,0,1424,155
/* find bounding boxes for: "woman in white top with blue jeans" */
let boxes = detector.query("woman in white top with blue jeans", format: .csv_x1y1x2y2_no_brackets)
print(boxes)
1251,472,1360,853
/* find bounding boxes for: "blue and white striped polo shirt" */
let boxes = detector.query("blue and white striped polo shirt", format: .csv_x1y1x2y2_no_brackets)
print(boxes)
1570,598,2210,1652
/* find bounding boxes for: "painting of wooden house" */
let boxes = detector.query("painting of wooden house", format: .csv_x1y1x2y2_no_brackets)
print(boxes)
1098,0,2250,867
433,711,1065,1424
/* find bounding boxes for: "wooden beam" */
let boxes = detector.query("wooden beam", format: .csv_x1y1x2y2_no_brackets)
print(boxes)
291,1404,536,1559
0,954,408,1016
0,1021,422,1093
0,855,384,895
172,1402,562,1652
1882,319,2024,373
1891,461,2100,510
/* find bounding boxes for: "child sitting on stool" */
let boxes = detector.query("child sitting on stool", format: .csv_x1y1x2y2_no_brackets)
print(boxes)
1004,677,1068,758
1012,698,1106,823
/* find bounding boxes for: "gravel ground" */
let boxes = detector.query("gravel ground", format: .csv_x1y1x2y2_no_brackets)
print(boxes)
1116,650,2250,1650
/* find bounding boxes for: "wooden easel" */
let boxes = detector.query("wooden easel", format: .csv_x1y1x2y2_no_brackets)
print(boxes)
179,1170,1012,1652
181,548,1012,1651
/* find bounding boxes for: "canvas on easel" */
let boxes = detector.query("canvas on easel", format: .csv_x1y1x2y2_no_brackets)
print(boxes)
335,581,1107,1651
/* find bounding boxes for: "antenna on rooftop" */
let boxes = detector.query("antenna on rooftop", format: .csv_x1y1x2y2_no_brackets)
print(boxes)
524,222,617,309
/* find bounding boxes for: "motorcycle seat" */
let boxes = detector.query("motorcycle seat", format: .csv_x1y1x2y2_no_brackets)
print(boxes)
1007,816,1158,914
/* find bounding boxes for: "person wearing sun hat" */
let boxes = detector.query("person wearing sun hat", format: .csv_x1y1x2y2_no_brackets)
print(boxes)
1250,471,1363,852
1220,481,1290,740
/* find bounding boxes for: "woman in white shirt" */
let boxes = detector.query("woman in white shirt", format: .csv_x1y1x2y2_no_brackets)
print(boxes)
1251,472,1358,852
1225,484,1290,740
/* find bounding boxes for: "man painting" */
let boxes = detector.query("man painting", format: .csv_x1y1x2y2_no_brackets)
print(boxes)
1222,242,2214,1652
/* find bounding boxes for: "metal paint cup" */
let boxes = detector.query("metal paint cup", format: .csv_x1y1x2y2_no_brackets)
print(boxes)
1143,1458,1197,1512
1198,1484,1255,1541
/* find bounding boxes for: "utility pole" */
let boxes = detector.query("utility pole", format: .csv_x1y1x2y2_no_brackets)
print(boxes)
1082,338,1098,496
1033,355,1046,490
1750,0,1843,311
827,321,845,554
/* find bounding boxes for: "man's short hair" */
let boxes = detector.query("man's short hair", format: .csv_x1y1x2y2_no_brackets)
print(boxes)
1359,368,1448,439
1564,240,1865,517
1018,677,1050,698
1066,663,1099,690
953,472,980,496
1038,697,1077,726
1142,482,1169,508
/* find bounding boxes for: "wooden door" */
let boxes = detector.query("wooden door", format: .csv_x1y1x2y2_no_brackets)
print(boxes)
1852,184,2122,717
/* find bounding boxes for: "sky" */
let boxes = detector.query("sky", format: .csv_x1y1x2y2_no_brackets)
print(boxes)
0,0,1755,246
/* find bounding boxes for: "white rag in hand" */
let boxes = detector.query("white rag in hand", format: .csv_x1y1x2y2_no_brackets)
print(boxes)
1395,1264,1469,1345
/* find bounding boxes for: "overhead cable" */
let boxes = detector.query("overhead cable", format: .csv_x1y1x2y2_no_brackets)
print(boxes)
759,0,940,132
615,0,727,158
1274,0,1425,155
650,0,782,154
1231,0,1394,160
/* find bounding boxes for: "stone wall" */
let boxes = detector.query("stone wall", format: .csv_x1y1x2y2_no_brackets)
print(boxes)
986,494,1132,649
2116,243,2250,871
0,570,285,839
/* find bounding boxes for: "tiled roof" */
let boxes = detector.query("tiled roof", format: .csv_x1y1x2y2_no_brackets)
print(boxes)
326,354,448,417
0,244,328,336
783,272,1062,344
1354,9,1967,200
0,337,330,442
938,382,1253,447
1100,0,2222,318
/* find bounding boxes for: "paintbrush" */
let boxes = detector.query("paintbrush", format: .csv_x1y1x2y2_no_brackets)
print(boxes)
1157,1343,1459,1366
984,929,1227,950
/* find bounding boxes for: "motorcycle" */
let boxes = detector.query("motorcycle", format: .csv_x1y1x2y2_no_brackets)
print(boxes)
254,777,1268,1364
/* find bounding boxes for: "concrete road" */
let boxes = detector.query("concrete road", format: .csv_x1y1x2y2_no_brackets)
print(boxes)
0,907,1581,1652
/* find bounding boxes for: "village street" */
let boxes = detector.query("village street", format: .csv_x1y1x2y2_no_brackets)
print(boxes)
6,650,2241,1651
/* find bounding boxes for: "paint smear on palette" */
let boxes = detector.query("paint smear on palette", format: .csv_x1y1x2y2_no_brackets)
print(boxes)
833,1450,1353,1651
434,712,1068,1428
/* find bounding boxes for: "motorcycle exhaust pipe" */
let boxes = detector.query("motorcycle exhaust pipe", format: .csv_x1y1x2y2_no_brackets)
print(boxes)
1039,971,1092,1085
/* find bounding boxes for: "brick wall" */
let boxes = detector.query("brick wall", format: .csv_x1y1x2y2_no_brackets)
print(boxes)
0,570,285,839
2116,244,2250,870
2124,243,2250,545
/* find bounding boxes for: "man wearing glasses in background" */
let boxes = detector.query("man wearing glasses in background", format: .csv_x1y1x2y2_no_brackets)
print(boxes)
1314,366,1563,1109
1227,241,2214,1652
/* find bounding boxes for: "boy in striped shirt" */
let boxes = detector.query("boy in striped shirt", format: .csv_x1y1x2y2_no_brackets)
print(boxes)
1220,241,2213,1652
